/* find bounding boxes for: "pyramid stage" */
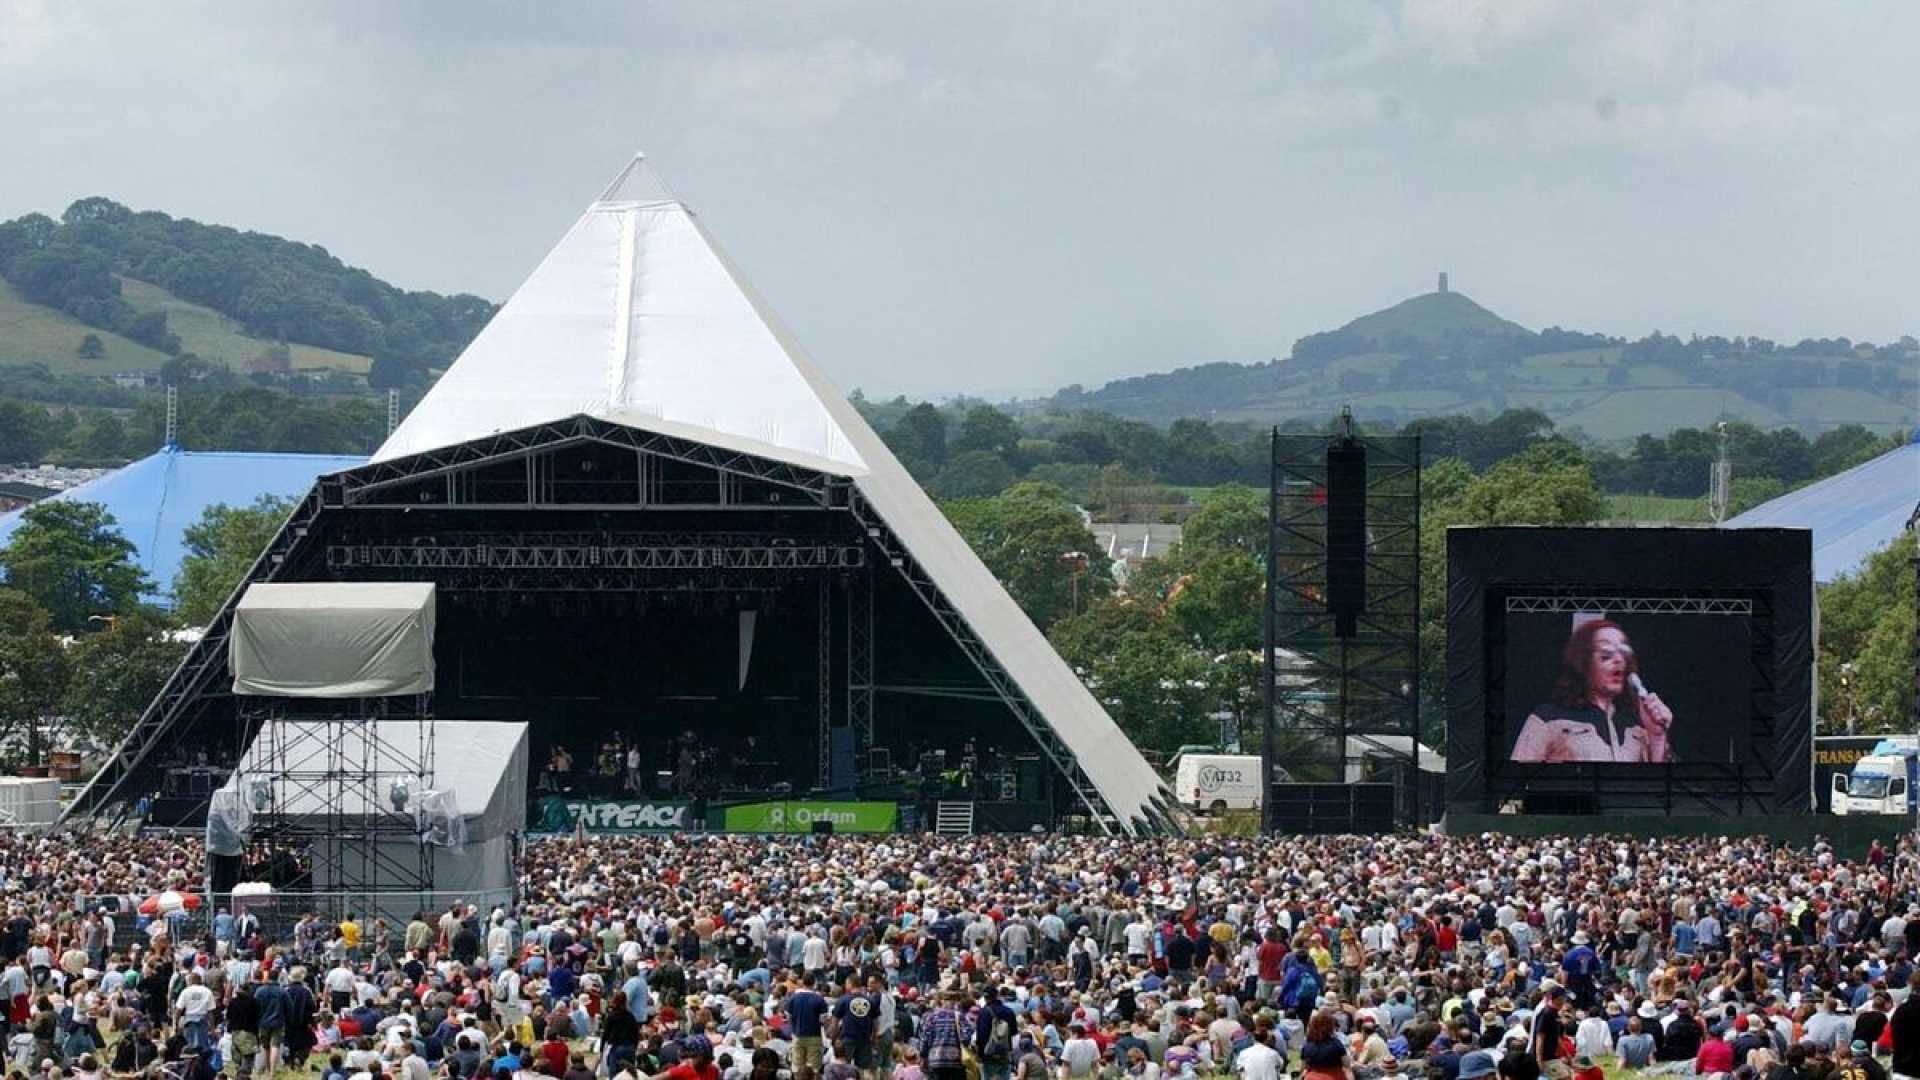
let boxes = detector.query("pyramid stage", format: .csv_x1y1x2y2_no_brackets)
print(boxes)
66,157,1175,841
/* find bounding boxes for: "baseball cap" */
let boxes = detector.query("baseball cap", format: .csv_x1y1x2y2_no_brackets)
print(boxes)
1459,1051,1498,1080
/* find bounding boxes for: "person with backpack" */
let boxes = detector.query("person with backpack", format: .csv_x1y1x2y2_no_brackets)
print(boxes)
975,987,1021,1080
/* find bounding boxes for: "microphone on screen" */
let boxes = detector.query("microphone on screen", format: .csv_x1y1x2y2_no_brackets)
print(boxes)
1629,673,1650,697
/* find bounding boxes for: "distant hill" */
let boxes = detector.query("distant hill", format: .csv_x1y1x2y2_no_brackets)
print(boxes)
0,198,494,389
1340,289,1531,345
1040,286,1916,442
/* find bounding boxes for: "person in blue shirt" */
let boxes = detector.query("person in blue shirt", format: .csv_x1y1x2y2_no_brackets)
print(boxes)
623,963,652,1024
1560,932,1602,1007
785,976,831,1080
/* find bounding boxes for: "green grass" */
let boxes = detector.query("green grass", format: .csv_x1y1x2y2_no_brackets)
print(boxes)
0,279,173,372
1555,387,1790,436
116,277,372,375
1776,387,1913,431
1605,493,1711,523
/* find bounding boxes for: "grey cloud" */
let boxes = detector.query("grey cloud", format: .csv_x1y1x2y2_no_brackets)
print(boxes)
0,0,1914,398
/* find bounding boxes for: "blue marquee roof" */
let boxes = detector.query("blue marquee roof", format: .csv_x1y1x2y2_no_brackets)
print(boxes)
0,446,364,605
1726,435,1919,583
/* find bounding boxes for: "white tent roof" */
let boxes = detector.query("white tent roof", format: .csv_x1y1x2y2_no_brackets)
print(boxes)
371,156,1168,829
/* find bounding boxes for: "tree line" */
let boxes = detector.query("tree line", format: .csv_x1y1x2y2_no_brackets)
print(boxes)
863,396,1901,514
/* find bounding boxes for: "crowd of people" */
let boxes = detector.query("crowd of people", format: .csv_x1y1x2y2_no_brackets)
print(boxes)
0,830,1917,1080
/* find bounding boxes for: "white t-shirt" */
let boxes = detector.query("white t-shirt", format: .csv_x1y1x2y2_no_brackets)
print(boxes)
1235,1042,1283,1080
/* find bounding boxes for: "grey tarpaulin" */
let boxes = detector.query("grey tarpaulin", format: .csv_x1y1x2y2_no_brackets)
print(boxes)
230,583,436,697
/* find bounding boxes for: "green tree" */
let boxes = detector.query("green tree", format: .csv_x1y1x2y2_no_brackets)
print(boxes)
173,496,294,625
951,405,1021,460
1163,548,1265,653
60,612,185,747
1816,532,1915,733
1181,485,1267,559
0,501,149,632
883,403,949,477
76,334,106,360
0,590,69,766
1048,599,1217,754
945,483,1111,630
933,450,1016,499
0,399,52,463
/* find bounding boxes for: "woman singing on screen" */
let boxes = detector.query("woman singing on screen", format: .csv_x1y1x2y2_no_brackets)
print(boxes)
1510,619,1674,763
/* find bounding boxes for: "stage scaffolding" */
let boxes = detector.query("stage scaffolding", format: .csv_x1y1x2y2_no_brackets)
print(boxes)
1263,426,1423,831
234,694,438,902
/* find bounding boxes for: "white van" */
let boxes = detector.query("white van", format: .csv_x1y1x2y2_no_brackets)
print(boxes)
1170,752,1263,814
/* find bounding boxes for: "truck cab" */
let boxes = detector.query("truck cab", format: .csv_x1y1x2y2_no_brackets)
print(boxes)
1832,740,1920,816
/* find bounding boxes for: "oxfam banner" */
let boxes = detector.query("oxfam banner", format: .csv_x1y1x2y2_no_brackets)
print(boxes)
719,801,897,834
534,797,694,834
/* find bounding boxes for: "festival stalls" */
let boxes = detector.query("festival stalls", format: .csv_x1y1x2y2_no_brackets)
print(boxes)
209,583,526,906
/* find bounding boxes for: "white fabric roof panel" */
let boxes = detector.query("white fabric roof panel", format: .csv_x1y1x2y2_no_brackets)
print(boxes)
368,156,1168,830
377,164,864,473
230,582,437,698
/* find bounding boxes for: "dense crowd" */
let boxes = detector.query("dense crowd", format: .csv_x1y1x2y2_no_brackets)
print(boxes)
0,830,1917,1080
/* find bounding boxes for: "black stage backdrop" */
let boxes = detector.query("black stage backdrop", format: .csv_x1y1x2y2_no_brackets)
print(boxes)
1446,527,1813,816
1502,610,1752,764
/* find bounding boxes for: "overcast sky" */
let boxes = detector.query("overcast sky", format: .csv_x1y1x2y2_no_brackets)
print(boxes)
3,2,1915,399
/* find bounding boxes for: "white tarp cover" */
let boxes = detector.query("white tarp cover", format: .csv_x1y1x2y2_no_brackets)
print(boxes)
365,157,1170,830
230,583,436,697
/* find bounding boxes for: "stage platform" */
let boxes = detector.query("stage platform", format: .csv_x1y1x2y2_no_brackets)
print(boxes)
1443,811,1907,860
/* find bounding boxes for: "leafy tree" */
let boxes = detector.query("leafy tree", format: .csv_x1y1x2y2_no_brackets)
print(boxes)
1162,548,1265,654
75,333,105,359
173,496,294,625
883,403,949,477
1181,485,1267,559
933,450,1016,499
0,590,68,766
0,399,52,463
60,611,185,748
1048,599,1218,754
944,482,1111,630
0,500,149,631
1816,532,1915,733
951,405,1021,460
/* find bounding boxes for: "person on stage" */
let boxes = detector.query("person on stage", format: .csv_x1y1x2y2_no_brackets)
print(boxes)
1510,619,1674,763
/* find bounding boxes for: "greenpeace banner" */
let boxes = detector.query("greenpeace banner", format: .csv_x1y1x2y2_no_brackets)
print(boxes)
534,797,693,834
719,801,897,834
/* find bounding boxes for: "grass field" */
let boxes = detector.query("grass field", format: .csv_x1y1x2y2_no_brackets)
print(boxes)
1604,493,1711,523
0,279,173,372
116,277,372,375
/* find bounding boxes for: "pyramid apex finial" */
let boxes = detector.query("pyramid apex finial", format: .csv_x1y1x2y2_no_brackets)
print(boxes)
597,153,676,205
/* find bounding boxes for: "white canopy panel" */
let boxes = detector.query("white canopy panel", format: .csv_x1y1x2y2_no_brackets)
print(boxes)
367,157,1168,830
377,158,865,473
230,582,436,697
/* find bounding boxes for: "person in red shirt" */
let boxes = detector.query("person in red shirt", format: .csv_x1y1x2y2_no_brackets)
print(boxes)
540,1035,571,1076
656,1039,719,1080
1255,929,1289,1007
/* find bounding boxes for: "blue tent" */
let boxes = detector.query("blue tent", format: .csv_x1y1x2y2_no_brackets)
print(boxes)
0,445,363,605
1726,434,1919,583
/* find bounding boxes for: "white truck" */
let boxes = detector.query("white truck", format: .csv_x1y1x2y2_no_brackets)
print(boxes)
1170,752,1263,814
1831,740,1920,816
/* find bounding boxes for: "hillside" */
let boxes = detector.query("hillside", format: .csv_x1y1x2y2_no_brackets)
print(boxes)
1042,288,1916,442
0,198,494,388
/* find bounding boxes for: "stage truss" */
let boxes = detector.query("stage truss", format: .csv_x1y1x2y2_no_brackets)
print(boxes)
62,415,1147,833
1263,429,1423,831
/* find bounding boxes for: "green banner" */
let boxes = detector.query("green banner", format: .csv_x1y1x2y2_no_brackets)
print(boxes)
534,797,694,834
719,801,897,834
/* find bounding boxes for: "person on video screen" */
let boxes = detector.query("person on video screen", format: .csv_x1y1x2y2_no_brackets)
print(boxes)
1510,619,1674,763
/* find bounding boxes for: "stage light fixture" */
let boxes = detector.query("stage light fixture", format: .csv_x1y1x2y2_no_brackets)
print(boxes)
389,779,411,812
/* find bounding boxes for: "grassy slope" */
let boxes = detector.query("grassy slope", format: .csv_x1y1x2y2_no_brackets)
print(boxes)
0,279,173,372
115,277,372,374
0,277,372,378
1341,290,1532,343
